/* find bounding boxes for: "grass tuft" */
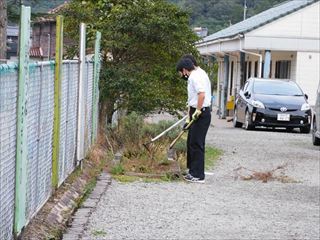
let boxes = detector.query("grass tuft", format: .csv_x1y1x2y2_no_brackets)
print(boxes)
111,163,125,175
205,146,223,170
92,229,107,236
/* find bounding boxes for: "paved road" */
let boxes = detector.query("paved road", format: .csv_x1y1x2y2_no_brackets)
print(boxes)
80,114,319,240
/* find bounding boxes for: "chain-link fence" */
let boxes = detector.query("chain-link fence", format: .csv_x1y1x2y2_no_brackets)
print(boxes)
0,64,18,240
26,62,55,221
85,61,94,153
58,61,79,185
0,59,97,239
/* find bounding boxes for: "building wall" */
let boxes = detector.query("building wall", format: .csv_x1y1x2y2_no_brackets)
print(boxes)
248,2,320,39
296,52,320,105
245,1,320,52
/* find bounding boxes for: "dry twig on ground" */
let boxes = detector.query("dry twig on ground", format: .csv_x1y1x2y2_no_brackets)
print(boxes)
233,163,297,183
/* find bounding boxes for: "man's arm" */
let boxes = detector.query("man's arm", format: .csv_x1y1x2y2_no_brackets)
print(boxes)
192,92,205,121
197,92,205,110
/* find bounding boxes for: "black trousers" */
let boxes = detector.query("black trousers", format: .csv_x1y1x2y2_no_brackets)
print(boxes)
187,107,211,179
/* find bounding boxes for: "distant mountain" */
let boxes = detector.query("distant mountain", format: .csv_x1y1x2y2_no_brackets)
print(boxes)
7,0,67,23
8,0,287,34
23,0,67,13
168,0,288,35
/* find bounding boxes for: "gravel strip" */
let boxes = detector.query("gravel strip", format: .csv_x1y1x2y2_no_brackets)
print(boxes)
82,114,320,240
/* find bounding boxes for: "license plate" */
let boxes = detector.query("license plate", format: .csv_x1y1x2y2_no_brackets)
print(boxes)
277,114,290,121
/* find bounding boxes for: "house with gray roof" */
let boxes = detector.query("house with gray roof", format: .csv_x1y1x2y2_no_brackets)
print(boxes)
196,0,320,117
6,25,19,60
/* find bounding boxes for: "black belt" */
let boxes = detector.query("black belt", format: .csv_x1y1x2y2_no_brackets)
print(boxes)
190,106,210,112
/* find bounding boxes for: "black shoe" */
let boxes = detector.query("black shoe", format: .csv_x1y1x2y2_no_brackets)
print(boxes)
183,174,205,183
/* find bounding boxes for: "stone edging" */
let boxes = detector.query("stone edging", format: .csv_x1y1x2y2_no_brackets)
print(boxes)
62,173,112,240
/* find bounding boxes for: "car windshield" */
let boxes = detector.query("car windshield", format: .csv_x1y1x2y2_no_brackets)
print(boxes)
253,81,303,96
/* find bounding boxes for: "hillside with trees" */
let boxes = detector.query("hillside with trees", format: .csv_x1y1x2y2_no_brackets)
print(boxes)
168,0,288,34
7,0,288,32
6,0,66,23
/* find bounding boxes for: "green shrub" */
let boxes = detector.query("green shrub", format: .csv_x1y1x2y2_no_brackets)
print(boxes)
142,120,182,141
117,112,144,146
111,163,125,175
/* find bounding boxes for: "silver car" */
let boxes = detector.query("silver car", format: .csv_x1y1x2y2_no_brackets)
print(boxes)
312,83,320,146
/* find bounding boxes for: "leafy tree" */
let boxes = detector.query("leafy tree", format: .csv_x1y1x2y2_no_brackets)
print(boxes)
0,0,7,60
63,0,199,125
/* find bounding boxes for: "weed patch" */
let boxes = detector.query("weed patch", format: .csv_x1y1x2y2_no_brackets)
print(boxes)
107,112,222,181
111,163,125,175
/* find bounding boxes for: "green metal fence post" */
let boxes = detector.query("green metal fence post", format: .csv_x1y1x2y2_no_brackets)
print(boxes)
92,31,101,143
14,5,31,236
52,15,64,189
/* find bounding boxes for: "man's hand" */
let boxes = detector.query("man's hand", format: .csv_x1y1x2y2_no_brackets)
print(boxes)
192,109,202,121
183,117,191,131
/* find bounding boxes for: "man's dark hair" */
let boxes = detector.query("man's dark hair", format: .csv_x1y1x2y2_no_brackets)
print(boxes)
176,58,195,72
183,54,198,67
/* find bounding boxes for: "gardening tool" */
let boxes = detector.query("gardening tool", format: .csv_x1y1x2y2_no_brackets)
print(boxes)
167,119,194,161
143,115,188,152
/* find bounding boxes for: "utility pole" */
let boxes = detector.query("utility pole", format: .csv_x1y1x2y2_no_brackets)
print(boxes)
243,0,247,20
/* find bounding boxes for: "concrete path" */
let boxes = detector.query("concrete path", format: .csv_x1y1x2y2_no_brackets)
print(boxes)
64,112,320,240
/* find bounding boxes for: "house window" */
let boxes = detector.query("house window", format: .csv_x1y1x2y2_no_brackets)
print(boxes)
275,60,291,79
230,61,234,95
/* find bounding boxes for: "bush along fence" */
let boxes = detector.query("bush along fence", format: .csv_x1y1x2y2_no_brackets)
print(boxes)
0,6,101,239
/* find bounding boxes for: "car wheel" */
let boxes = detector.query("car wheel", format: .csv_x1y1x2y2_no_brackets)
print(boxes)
312,118,320,146
244,110,254,130
286,127,294,132
233,108,242,128
300,126,310,134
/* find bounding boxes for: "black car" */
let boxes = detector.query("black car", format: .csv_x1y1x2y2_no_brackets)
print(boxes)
233,78,311,133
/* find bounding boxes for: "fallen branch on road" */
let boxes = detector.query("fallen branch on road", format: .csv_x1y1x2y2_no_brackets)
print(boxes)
233,163,298,183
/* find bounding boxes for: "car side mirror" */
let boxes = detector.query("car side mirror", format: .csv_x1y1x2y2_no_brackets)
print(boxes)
304,94,308,100
244,91,251,98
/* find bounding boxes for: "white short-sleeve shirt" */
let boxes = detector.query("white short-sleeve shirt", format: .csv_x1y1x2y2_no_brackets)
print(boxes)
187,67,212,108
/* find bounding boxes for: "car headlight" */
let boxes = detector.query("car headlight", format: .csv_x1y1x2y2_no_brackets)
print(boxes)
301,103,310,111
251,100,265,109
